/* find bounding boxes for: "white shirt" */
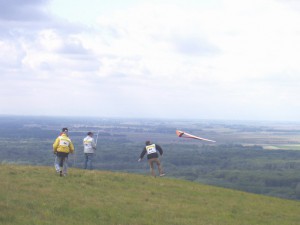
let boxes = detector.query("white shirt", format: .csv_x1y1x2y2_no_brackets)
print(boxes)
83,135,96,153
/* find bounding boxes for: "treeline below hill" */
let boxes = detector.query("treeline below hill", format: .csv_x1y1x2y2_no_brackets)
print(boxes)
165,144,300,200
1,131,300,200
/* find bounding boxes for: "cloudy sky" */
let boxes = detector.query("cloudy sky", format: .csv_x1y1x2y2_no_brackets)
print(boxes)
1,0,300,121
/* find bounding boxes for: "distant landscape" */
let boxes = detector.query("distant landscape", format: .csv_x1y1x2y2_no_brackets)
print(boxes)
1,115,300,200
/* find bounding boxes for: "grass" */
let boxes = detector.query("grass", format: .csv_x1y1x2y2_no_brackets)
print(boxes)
1,164,300,225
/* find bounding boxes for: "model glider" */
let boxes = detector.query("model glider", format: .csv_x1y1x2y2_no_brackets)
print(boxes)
176,130,216,143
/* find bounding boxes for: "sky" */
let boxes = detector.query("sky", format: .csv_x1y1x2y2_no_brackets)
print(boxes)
1,0,300,121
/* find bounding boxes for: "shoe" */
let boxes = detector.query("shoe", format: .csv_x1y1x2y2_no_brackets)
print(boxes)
159,173,165,177
63,174,67,177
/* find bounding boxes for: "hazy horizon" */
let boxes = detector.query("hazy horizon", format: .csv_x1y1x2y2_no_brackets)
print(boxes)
2,114,300,124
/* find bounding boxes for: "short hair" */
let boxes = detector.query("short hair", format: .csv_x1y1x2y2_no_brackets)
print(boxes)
87,132,93,136
145,141,151,145
62,128,68,132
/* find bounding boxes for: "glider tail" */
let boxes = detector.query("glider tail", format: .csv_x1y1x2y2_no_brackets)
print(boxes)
176,130,216,143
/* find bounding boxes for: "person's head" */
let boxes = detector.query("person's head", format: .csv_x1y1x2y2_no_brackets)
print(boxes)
87,132,93,137
145,140,151,145
62,128,68,134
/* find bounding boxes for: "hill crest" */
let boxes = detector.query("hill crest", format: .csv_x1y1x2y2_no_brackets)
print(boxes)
1,164,300,225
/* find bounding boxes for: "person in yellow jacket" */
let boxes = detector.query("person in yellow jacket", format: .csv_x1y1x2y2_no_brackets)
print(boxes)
53,128,75,176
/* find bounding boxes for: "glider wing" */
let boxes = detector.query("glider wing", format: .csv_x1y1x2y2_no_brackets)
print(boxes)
176,130,216,142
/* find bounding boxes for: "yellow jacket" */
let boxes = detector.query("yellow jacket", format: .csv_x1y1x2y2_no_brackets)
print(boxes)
53,134,75,154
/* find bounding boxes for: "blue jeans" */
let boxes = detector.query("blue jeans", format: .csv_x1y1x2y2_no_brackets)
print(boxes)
56,152,69,175
84,153,94,170
54,155,60,172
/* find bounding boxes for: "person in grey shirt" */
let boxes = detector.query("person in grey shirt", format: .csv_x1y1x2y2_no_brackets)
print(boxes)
83,132,96,170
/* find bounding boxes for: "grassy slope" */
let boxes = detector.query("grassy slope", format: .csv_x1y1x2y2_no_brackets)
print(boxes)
1,165,300,225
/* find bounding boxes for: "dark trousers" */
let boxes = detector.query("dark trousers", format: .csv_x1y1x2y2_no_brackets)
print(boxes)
56,152,69,169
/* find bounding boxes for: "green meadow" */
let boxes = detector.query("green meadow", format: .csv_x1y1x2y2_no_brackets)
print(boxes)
1,164,300,225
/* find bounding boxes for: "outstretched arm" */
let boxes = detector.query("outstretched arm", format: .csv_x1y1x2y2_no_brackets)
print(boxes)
138,148,147,161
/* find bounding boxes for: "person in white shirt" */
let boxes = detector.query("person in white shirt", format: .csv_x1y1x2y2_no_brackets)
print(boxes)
83,132,96,170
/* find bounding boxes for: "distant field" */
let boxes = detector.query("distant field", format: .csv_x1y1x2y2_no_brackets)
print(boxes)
263,145,300,150
242,144,300,150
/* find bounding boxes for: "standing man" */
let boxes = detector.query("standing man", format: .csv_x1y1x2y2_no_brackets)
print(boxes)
83,132,96,170
53,128,75,177
138,141,165,177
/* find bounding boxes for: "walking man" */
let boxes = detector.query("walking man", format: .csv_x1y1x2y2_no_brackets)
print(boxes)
83,132,96,170
138,141,165,177
53,128,75,176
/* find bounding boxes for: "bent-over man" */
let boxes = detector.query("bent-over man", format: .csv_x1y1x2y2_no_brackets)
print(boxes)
138,141,165,177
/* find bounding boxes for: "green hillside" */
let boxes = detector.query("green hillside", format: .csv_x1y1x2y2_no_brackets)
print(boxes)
1,165,300,225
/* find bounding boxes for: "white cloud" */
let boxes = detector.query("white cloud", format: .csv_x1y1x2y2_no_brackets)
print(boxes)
1,0,300,120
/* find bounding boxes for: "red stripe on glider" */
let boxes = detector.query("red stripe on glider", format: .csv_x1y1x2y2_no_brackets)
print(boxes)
176,130,216,142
